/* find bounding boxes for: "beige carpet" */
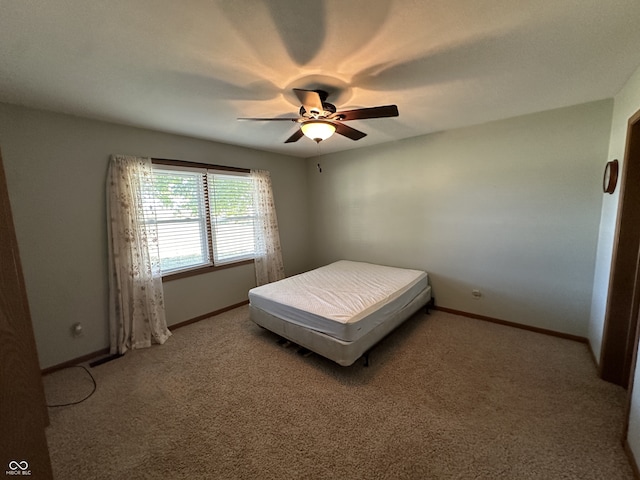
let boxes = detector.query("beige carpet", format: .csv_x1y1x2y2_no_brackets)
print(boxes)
43,307,634,479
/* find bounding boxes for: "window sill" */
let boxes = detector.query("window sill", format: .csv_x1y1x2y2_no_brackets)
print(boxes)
161,259,255,282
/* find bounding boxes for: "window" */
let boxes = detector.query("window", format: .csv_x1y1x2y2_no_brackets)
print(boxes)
208,171,255,264
147,161,255,277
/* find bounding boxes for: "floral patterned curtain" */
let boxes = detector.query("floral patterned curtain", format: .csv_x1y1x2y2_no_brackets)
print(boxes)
106,154,171,354
251,170,285,286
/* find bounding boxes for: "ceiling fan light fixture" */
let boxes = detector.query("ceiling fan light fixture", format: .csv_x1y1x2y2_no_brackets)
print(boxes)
301,120,336,143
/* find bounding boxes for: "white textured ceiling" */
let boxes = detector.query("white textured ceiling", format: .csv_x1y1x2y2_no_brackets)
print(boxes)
1,0,640,158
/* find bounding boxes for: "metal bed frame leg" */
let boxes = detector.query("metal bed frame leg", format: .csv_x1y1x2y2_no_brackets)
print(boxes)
425,297,435,314
363,351,370,367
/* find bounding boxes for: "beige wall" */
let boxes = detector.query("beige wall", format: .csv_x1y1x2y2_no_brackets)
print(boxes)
306,100,612,337
0,103,312,368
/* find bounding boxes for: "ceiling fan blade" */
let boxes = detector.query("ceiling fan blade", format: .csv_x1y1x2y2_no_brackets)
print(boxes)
293,89,324,115
284,129,305,143
334,122,367,141
237,117,300,122
332,105,399,121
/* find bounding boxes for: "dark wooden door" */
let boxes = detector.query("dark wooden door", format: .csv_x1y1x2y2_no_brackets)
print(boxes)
0,149,53,478
600,109,640,387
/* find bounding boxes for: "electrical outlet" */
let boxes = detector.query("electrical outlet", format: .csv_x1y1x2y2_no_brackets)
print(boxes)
471,289,482,299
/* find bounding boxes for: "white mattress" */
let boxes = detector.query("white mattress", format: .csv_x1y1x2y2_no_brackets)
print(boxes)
248,260,429,342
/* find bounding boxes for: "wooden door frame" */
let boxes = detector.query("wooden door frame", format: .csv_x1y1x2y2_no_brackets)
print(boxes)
600,108,640,388
0,148,53,477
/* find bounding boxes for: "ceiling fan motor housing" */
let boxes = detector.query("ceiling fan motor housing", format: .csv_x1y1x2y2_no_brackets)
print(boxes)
299,102,336,119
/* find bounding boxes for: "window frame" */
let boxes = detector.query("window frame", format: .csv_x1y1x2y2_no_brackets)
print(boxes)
151,158,254,282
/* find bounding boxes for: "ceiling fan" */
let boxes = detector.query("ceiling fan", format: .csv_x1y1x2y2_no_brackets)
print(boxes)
238,89,399,143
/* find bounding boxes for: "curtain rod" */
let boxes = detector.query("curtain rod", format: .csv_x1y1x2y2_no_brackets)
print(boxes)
151,157,250,174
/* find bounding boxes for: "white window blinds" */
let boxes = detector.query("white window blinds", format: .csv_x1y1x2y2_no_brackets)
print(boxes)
146,164,257,275
208,171,256,264
150,168,211,273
